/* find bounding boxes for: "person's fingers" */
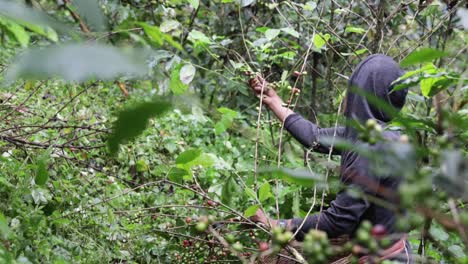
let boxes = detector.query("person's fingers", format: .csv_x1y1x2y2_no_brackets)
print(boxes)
261,95,273,105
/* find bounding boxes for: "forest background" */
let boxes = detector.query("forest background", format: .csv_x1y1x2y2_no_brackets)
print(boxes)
0,0,467,263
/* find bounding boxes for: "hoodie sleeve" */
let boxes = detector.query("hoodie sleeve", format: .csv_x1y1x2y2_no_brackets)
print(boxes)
284,113,345,154
290,188,370,240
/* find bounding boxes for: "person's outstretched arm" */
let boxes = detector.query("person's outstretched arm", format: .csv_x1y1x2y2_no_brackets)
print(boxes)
251,188,370,240
249,76,345,154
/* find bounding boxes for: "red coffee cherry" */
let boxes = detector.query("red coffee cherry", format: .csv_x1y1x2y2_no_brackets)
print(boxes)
258,242,269,252
371,224,387,238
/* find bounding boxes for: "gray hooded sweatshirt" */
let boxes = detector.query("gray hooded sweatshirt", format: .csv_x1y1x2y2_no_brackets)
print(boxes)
284,54,412,261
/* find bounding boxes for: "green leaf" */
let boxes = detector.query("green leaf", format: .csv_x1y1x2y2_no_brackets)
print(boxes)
6,44,147,83
18,21,58,42
392,64,437,92
244,204,259,217
176,149,202,165
185,153,215,168
170,64,189,95
187,0,199,9
179,64,196,85
35,154,49,186
245,188,257,200
265,29,280,40
429,225,449,241
215,107,238,135
313,33,330,50
280,27,299,38
107,99,171,155
259,167,324,187
0,18,30,47
188,30,211,44
139,22,183,51
448,245,466,258
167,167,189,183
400,48,448,67
345,26,366,34
258,182,273,202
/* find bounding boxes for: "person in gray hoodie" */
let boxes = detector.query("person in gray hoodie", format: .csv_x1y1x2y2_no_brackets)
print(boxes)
249,54,413,263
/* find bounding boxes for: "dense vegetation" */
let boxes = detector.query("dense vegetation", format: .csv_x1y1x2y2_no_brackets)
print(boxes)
0,0,466,263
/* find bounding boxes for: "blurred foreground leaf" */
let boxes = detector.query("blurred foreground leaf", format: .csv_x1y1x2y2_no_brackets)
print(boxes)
108,99,171,155
400,48,448,67
0,0,67,33
74,0,106,31
434,150,468,199
259,168,324,187
6,44,147,82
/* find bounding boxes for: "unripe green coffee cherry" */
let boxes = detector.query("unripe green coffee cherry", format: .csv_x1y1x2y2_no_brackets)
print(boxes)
366,119,377,129
195,222,207,232
232,242,243,251
357,229,370,245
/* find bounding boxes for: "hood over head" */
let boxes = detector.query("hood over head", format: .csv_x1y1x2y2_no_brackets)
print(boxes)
344,54,407,128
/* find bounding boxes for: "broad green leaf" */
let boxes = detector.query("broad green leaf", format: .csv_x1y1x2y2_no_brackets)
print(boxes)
345,26,366,34
74,0,106,31
392,64,438,92
107,99,171,155
258,182,273,202
187,0,199,9
214,107,238,135
400,48,448,67
0,18,29,47
180,64,196,85
265,29,280,40
280,27,299,38
429,225,449,241
167,167,189,183
188,30,211,44
140,22,163,45
274,51,296,60
6,44,147,83
184,153,215,168
18,21,58,42
35,154,49,186
176,149,202,165
313,33,330,50
448,245,466,258
244,204,259,217
245,188,257,200
170,64,189,94
160,19,180,33
139,22,183,51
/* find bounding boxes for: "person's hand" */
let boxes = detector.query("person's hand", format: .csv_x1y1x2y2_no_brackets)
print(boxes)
248,75,283,107
250,209,277,228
